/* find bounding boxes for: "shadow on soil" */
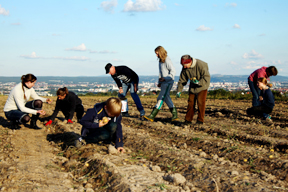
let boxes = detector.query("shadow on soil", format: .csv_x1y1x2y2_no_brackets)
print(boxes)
0,116,13,129
47,132,80,150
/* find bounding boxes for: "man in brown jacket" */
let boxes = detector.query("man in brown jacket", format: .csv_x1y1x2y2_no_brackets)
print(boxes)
176,55,210,124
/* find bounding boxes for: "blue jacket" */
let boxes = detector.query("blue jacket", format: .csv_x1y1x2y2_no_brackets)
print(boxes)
80,102,123,148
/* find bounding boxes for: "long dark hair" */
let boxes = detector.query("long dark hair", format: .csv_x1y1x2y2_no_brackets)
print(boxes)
21,74,37,99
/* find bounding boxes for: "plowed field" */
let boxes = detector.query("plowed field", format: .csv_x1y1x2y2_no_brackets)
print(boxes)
0,96,288,191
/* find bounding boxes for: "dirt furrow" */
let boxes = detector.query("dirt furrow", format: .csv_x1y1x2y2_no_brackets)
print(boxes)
121,122,287,191
122,116,288,185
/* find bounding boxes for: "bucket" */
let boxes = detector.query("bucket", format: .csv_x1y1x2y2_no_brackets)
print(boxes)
121,98,128,112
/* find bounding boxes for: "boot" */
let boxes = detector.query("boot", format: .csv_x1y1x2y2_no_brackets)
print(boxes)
10,121,21,129
30,114,41,129
170,107,179,121
143,108,159,122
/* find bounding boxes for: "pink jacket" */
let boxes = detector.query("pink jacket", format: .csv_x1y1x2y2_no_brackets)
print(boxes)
248,66,270,83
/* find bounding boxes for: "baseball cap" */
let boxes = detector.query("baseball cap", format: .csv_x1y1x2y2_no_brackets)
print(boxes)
105,63,112,74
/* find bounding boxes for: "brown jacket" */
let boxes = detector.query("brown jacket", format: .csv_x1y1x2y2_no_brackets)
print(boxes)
177,58,210,94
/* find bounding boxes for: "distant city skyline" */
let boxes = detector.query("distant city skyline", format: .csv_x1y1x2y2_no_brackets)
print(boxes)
0,74,287,84
1,1,287,77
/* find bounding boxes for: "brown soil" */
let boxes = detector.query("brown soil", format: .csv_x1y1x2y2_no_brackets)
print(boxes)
0,95,288,191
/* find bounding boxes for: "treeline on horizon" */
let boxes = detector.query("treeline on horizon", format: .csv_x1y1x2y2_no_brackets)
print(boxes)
0,75,288,84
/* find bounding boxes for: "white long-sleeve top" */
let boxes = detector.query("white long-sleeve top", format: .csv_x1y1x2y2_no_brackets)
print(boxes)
4,83,47,115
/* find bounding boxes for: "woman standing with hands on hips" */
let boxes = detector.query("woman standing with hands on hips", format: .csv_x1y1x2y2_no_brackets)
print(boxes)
4,74,52,129
45,87,84,126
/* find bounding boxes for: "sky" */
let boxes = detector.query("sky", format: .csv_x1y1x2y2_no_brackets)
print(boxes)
0,0,287,77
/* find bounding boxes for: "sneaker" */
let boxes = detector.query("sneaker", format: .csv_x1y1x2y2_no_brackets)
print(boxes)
266,117,272,123
140,110,145,117
263,113,270,119
10,121,21,129
74,138,86,148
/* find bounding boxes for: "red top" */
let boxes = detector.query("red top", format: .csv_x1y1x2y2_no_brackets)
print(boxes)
248,66,270,83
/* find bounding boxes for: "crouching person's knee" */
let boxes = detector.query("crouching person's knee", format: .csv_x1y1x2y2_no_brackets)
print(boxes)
246,108,253,115
98,132,110,141
33,99,43,109
20,114,30,124
106,122,117,134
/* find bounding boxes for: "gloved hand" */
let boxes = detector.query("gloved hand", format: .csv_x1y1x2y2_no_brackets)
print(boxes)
192,77,199,84
176,92,181,98
67,119,73,124
45,120,52,126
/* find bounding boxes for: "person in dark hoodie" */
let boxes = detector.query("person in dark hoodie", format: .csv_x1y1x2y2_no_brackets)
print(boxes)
45,87,84,125
105,63,145,117
75,97,125,153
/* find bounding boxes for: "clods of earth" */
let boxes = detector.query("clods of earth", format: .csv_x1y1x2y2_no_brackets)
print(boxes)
0,96,288,191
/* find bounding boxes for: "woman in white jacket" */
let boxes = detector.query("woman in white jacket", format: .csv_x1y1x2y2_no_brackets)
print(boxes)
4,74,52,129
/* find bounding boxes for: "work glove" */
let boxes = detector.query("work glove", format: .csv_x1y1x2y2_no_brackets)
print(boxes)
67,119,73,124
45,120,52,126
192,77,199,84
176,92,181,98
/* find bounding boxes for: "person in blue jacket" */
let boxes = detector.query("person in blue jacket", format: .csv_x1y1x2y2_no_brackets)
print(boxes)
75,97,125,153
247,77,275,120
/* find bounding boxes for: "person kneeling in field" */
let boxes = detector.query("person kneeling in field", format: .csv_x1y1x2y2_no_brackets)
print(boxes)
45,87,84,126
75,97,125,153
4,74,52,129
247,77,274,121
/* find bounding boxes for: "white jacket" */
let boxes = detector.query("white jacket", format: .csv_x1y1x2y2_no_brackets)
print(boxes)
4,83,47,115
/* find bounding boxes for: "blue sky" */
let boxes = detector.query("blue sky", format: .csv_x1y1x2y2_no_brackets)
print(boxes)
0,0,287,77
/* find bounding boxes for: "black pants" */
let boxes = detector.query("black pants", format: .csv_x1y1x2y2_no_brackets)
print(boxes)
61,104,84,120
247,105,272,117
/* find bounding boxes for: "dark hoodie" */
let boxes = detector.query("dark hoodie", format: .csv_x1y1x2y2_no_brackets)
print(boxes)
50,91,82,120
79,102,123,148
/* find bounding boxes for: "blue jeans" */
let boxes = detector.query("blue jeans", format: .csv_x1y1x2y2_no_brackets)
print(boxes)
248,79,261,107
118,81,144,112
5,100,40,123
155,83,174,109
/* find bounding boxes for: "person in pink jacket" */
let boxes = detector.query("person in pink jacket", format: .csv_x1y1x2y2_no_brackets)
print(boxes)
248,66,277,107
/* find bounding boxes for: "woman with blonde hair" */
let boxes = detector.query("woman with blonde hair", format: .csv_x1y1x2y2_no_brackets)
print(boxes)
45,87,84,125
247,77,275,120
144,46,178,122
4,74,52,129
